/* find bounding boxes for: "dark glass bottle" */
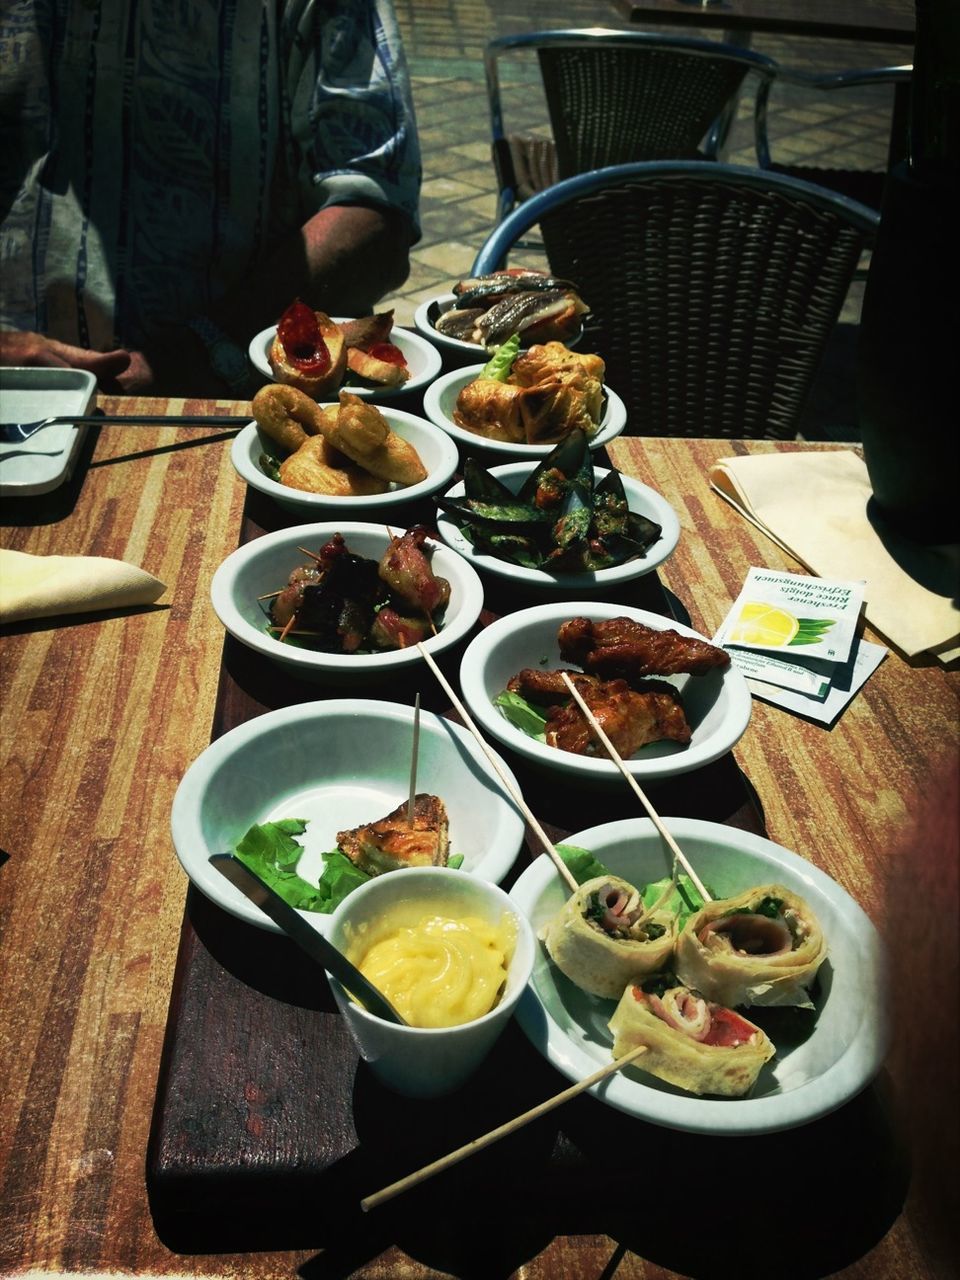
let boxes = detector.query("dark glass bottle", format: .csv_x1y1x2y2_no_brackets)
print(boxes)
856,0,959,544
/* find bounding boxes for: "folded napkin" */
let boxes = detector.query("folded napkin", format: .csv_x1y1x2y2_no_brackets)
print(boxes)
709,451,960,661
0,548,166,624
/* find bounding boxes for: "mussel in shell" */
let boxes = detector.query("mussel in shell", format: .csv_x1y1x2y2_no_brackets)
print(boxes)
437,429,662,573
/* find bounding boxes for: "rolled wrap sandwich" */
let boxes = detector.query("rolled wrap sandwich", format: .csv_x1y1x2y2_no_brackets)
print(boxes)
675,883,827,1010
541,875,676,998
609,981,776,1097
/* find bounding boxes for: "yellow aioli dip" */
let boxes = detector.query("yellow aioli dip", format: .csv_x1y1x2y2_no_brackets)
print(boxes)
355,911,514,1029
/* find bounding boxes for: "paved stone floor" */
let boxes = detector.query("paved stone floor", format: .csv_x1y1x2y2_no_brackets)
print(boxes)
382,1,911,436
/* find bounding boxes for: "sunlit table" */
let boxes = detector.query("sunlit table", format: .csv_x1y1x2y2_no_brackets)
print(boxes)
0,400,956,1278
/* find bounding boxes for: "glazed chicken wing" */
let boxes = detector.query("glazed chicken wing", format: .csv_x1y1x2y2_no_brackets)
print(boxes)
506,668,691,756
558,616,730,678
378,525,450,617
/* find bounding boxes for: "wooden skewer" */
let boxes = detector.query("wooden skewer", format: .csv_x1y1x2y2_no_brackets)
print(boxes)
407,693,420,826
559,672,712,903
360,1044,647,1212
416,644,579,894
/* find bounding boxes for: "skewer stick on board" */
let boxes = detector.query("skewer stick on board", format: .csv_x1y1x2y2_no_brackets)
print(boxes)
407,693,420,826
416,644,579,894
360,1043,647,1212
559,672,712,903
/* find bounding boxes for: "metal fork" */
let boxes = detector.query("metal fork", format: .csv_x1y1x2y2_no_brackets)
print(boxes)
0,413,251,444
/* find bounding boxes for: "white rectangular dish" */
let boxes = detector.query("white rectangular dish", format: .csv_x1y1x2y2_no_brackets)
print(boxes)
0,367,97,497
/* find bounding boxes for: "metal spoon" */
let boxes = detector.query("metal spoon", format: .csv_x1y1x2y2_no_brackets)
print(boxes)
0,413,251,444
210,853,407,1025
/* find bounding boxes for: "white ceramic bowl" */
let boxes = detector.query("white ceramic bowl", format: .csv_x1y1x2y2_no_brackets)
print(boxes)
414,292,584,366
436,462,680,589
248,321,442,399
510,817,886,1135
328,866,536,1096
210,521,484,682
231,407,460,516
459,601,751,784
422,363,626,460
171,700,527,936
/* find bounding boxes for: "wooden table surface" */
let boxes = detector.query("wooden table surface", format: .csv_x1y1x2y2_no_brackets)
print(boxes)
613,0,916,46
1,399,956,1278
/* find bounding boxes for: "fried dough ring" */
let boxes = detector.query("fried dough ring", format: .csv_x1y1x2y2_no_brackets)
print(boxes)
252,384,327,453
278,435,389,496
321,392,427,486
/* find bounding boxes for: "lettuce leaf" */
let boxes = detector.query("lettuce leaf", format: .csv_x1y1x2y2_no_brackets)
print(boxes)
641,874,708,928
312,850,371,912
557,843,614,884
494,689,547,740
480,333,520,381
234,819,331,912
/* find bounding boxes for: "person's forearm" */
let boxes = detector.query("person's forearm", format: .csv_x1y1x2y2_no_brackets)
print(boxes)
209,204,413,342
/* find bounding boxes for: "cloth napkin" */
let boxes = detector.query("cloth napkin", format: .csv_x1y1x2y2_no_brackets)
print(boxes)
709,451,960,661
0,548,166,624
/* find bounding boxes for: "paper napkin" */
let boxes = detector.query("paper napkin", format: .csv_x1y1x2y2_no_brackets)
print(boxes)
709,451,960,660
0,548,166,623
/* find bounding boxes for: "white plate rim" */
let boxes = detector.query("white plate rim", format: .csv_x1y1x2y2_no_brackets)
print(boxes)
248,321,442,396
171,698,527,935
422,363,626,456
459,600,752,781
229,407,460,511
509,816,886,1135
436,462,681,586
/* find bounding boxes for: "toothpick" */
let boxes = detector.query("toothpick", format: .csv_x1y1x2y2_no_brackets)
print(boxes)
559,673,712,903
360,1044,647,1212
416,644,578,894
407,693,420,826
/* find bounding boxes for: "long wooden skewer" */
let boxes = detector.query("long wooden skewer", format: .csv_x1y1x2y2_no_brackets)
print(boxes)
407,693,420,826
559,673,712,903
416,644,579,894
360,1043,648,1212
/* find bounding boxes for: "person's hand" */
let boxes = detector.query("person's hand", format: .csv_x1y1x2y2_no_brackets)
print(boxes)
0,329,131,382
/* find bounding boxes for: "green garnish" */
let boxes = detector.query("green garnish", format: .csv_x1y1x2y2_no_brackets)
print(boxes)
234,819,330,912
480,332,520,381
732,895,785,920
557,843,614,884
494,689,548,740
641,874,709,929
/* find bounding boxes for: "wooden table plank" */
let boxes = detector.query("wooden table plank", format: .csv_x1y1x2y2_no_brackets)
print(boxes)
1,410,955,1277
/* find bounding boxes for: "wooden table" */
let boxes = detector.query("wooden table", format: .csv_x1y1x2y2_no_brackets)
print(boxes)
614,0,916,46
1,400,956,1278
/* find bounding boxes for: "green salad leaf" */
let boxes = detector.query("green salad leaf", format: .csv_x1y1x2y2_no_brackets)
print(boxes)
312,850,372,912
234,819,330,912
557,843,614,884
641,874,708,928
480,332,520,381
494,689,548,740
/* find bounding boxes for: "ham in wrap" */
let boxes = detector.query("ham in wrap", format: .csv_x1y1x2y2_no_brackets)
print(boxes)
541,874,676,998
609,982,775,1097
675,883,827,1010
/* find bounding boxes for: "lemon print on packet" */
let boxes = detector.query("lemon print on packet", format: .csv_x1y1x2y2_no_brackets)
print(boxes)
727,602,835,648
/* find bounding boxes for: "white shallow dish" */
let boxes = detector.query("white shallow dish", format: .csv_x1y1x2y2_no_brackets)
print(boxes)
414,291,584,365
171,699,526,935
509,817,886,1135
422,363,626,460
459,601,751,784
231,407,460,516
0,367,96,496
436,462,680,589
210,520,484,682
248,321,442,399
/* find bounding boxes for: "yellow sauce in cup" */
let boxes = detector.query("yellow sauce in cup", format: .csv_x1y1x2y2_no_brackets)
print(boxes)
356,911,513,1028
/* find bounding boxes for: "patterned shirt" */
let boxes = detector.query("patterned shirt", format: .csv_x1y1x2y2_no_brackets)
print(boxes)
0,0,421,350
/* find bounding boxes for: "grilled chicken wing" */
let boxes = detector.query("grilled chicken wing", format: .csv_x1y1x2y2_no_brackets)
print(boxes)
558,616,730,678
